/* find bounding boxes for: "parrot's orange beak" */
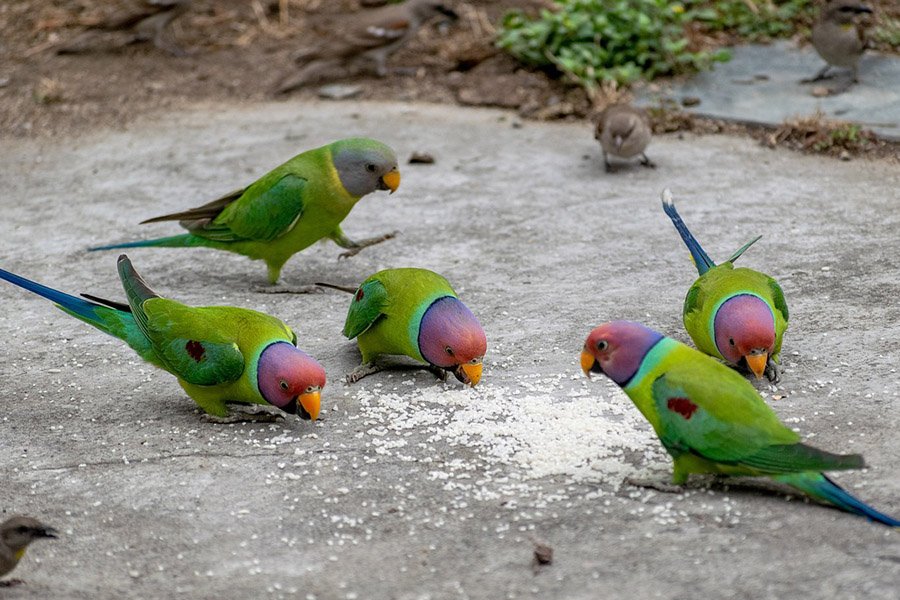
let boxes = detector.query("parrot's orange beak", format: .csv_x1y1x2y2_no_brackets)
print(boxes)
381,169,401,194
455,361,482,387
745,352,768,380
580,349,596,378
298,390,321,421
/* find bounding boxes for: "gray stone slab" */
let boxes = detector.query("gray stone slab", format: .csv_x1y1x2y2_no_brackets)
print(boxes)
0,102,899,599
638,41,900,140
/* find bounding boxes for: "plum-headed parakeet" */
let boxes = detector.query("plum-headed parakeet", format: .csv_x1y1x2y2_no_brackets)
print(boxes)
90,138,401,288
661,189,788,382
581,321,899,526
321,268,486,385
0,256,325,423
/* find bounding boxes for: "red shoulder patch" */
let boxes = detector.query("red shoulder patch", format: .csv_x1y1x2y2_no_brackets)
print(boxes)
356,288,364,302
185,340,206,362
667,397,698,420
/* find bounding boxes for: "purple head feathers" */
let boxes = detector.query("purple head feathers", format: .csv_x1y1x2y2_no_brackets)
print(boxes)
581,321,664,386
257,342,326,420
418,296,486,384
713,294,775,366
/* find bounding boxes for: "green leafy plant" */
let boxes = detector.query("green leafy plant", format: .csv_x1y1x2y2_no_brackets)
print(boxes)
871,17,900,48
685,0,815,40
497,0,731,88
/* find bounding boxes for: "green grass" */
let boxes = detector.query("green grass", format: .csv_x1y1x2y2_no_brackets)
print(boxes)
496,0,731,88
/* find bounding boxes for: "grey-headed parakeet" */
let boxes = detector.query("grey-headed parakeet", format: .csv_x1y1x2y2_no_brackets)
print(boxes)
91,138,401,287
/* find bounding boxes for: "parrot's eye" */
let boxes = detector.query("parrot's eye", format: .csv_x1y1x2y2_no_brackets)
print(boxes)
305,386,315,394
279,380,289,391
469,358,479,364
445,346,454,356
596,340,608,351
365,163,377,173
16,526,29,534
729,338,735,346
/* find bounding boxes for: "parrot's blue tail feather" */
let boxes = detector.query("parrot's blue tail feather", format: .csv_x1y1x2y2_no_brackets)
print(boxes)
660,189,715,276
0,267,103,323
88,234,196,252
779,473,900,527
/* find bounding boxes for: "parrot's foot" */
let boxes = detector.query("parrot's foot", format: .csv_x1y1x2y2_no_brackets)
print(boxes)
346,363,384,384
202,406,284,424
428,365,450,382
252,284,324,295
0,579,25,587
765,359,782,384
625,477,684,494
640,153,656,169
337,231,399,260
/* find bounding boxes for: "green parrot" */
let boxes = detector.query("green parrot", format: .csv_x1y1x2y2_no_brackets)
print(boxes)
90,138,401,288
320,268,487,385
0,255,325,423
662,189,788,383
581,321,899,526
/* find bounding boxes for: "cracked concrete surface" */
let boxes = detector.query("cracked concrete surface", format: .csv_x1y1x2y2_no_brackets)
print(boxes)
1,101,899,599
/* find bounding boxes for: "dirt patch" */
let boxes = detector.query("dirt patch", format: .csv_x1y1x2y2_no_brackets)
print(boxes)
1,0,897,161
0,0,566,137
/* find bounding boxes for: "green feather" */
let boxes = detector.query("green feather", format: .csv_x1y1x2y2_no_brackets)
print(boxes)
342,269,456,365
89,138,398,284
196,174,307,243
616,333,898,524
342,279,389,339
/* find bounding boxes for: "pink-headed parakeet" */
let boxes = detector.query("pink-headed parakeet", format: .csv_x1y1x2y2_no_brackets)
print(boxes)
0,255,325,422
581,320,898,526
321,268,486,385
662,189,788,382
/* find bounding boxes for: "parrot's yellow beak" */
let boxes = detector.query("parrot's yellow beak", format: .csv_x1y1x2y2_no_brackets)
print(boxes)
381,170,401,194
745,352,768,380
298,390,321,421
456,362,483,387
580,349,596,378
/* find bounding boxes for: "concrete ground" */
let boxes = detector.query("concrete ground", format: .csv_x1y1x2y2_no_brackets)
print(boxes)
0,101,898,599
639,41,900,140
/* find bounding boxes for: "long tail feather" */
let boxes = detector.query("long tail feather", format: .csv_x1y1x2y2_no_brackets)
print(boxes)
117,255,160,307
315,282,358,294
0,266,106,324
661,189,715,276
88,234,197,252
777,472,900,527
726,235,763,264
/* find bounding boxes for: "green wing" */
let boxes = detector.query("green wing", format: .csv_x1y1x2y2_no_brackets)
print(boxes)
683,282,702,316
193,173,308,243
140,300,246,386
650,362,800,466
343,279,389,339
768,277,789,322
116,256,245,386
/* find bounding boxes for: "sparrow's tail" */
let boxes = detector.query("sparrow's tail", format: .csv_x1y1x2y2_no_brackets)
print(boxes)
661,189,715,276
88,233,199,252
776,472,900,527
